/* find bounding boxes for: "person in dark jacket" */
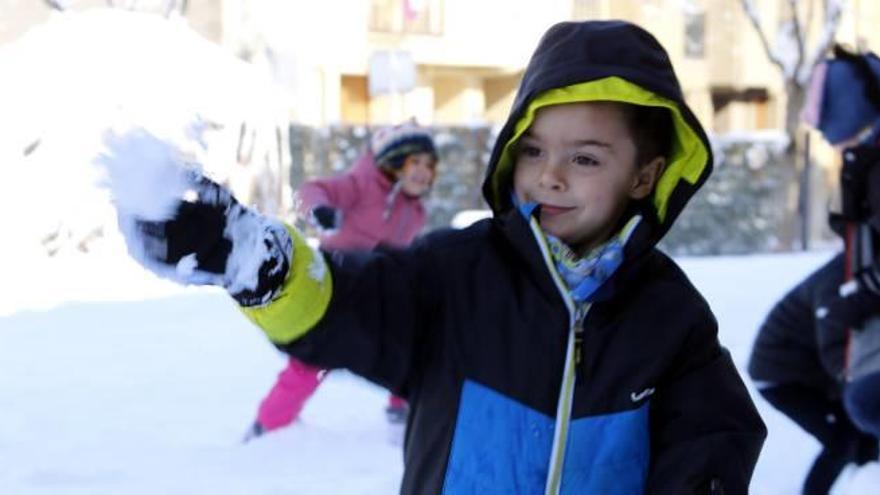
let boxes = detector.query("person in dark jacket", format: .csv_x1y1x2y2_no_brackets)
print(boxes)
107,20,766,494
750,46,880,495
748,254,878,494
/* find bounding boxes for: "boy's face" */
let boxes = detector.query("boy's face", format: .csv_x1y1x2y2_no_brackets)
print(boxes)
513,102,663,253
396,152,436,197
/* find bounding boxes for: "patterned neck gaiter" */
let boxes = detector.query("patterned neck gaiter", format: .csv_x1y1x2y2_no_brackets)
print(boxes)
546,215,640,303
514,194,640,304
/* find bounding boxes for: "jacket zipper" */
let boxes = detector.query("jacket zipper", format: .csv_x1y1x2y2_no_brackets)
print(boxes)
535,214,640,494
573,305,587,384
525,216,589,495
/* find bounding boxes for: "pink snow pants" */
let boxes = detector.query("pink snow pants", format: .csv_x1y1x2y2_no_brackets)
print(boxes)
257,357,405,431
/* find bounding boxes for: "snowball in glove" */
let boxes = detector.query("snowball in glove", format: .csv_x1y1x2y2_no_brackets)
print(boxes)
99,128,292,307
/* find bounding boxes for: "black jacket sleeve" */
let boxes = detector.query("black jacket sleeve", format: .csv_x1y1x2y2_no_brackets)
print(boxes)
647,310,767,495
748,261,819,381
747,254,847,387
276,240,438,396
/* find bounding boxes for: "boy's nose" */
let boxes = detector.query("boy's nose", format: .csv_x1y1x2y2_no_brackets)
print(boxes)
538,161,566,190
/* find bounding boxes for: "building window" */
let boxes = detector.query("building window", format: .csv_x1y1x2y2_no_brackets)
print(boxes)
711,87,771,132
341,75,370,124
684,11,706,58
370,0,443,35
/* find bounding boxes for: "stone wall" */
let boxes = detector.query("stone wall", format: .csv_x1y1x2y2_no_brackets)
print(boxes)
288,125,830,255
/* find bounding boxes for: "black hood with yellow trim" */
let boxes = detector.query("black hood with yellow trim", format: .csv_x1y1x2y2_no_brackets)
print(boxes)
482,20,713,247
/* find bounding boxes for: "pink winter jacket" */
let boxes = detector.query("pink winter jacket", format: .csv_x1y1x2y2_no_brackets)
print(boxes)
297,150,427,251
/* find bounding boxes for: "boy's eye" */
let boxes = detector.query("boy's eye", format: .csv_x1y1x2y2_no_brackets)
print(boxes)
518,144,542,158
573,154,599,167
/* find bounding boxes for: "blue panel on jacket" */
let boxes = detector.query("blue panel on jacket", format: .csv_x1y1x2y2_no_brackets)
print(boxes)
442,380,650,494
562,400,650,493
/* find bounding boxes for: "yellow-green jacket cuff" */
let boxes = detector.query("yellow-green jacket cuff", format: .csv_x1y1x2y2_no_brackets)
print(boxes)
240,225,333,344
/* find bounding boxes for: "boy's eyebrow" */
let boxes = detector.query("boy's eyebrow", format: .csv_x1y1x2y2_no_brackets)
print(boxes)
522,131,612,149
571,139,612,148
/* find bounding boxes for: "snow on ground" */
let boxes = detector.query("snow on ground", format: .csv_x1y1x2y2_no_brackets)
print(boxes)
1,234,879,493
0,234,402,495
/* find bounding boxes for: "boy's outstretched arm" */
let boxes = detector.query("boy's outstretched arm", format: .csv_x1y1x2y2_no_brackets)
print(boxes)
646,314,767,495
244,239,435,396
113,171,428,394
101,128,429,392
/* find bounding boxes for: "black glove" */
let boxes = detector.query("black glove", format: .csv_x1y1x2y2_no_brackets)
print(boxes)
818,264,880,330
121,177,293,307
310,205,341,232
135,180,232,276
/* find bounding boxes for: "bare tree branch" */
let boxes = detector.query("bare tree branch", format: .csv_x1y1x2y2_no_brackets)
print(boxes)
740,0,787,74
805,0,815,34
789,0,806,78
798,0,846,84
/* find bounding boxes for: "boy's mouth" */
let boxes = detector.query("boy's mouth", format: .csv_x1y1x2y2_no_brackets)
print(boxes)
539,204,575,216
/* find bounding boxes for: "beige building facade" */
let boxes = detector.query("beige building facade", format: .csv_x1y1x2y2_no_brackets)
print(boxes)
4,0,880,247
212,0,880,135
5,0,880,134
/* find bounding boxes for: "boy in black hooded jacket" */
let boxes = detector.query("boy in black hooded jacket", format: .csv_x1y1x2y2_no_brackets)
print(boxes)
107,20,766,494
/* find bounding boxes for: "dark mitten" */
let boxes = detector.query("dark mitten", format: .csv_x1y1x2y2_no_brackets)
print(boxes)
310,205,341,232
120,177,293,307
101,127,293,307
817,264,880,329
135,187,231,276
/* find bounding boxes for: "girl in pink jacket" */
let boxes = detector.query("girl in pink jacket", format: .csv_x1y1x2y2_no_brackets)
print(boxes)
246,122,437,439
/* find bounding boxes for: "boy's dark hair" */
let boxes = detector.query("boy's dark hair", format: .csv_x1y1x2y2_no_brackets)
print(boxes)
618,103,674,167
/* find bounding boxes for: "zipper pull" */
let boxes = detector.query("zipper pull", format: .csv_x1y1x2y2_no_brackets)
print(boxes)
574,305,587,383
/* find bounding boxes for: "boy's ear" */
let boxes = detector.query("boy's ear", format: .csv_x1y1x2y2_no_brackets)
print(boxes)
629,157,665,200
